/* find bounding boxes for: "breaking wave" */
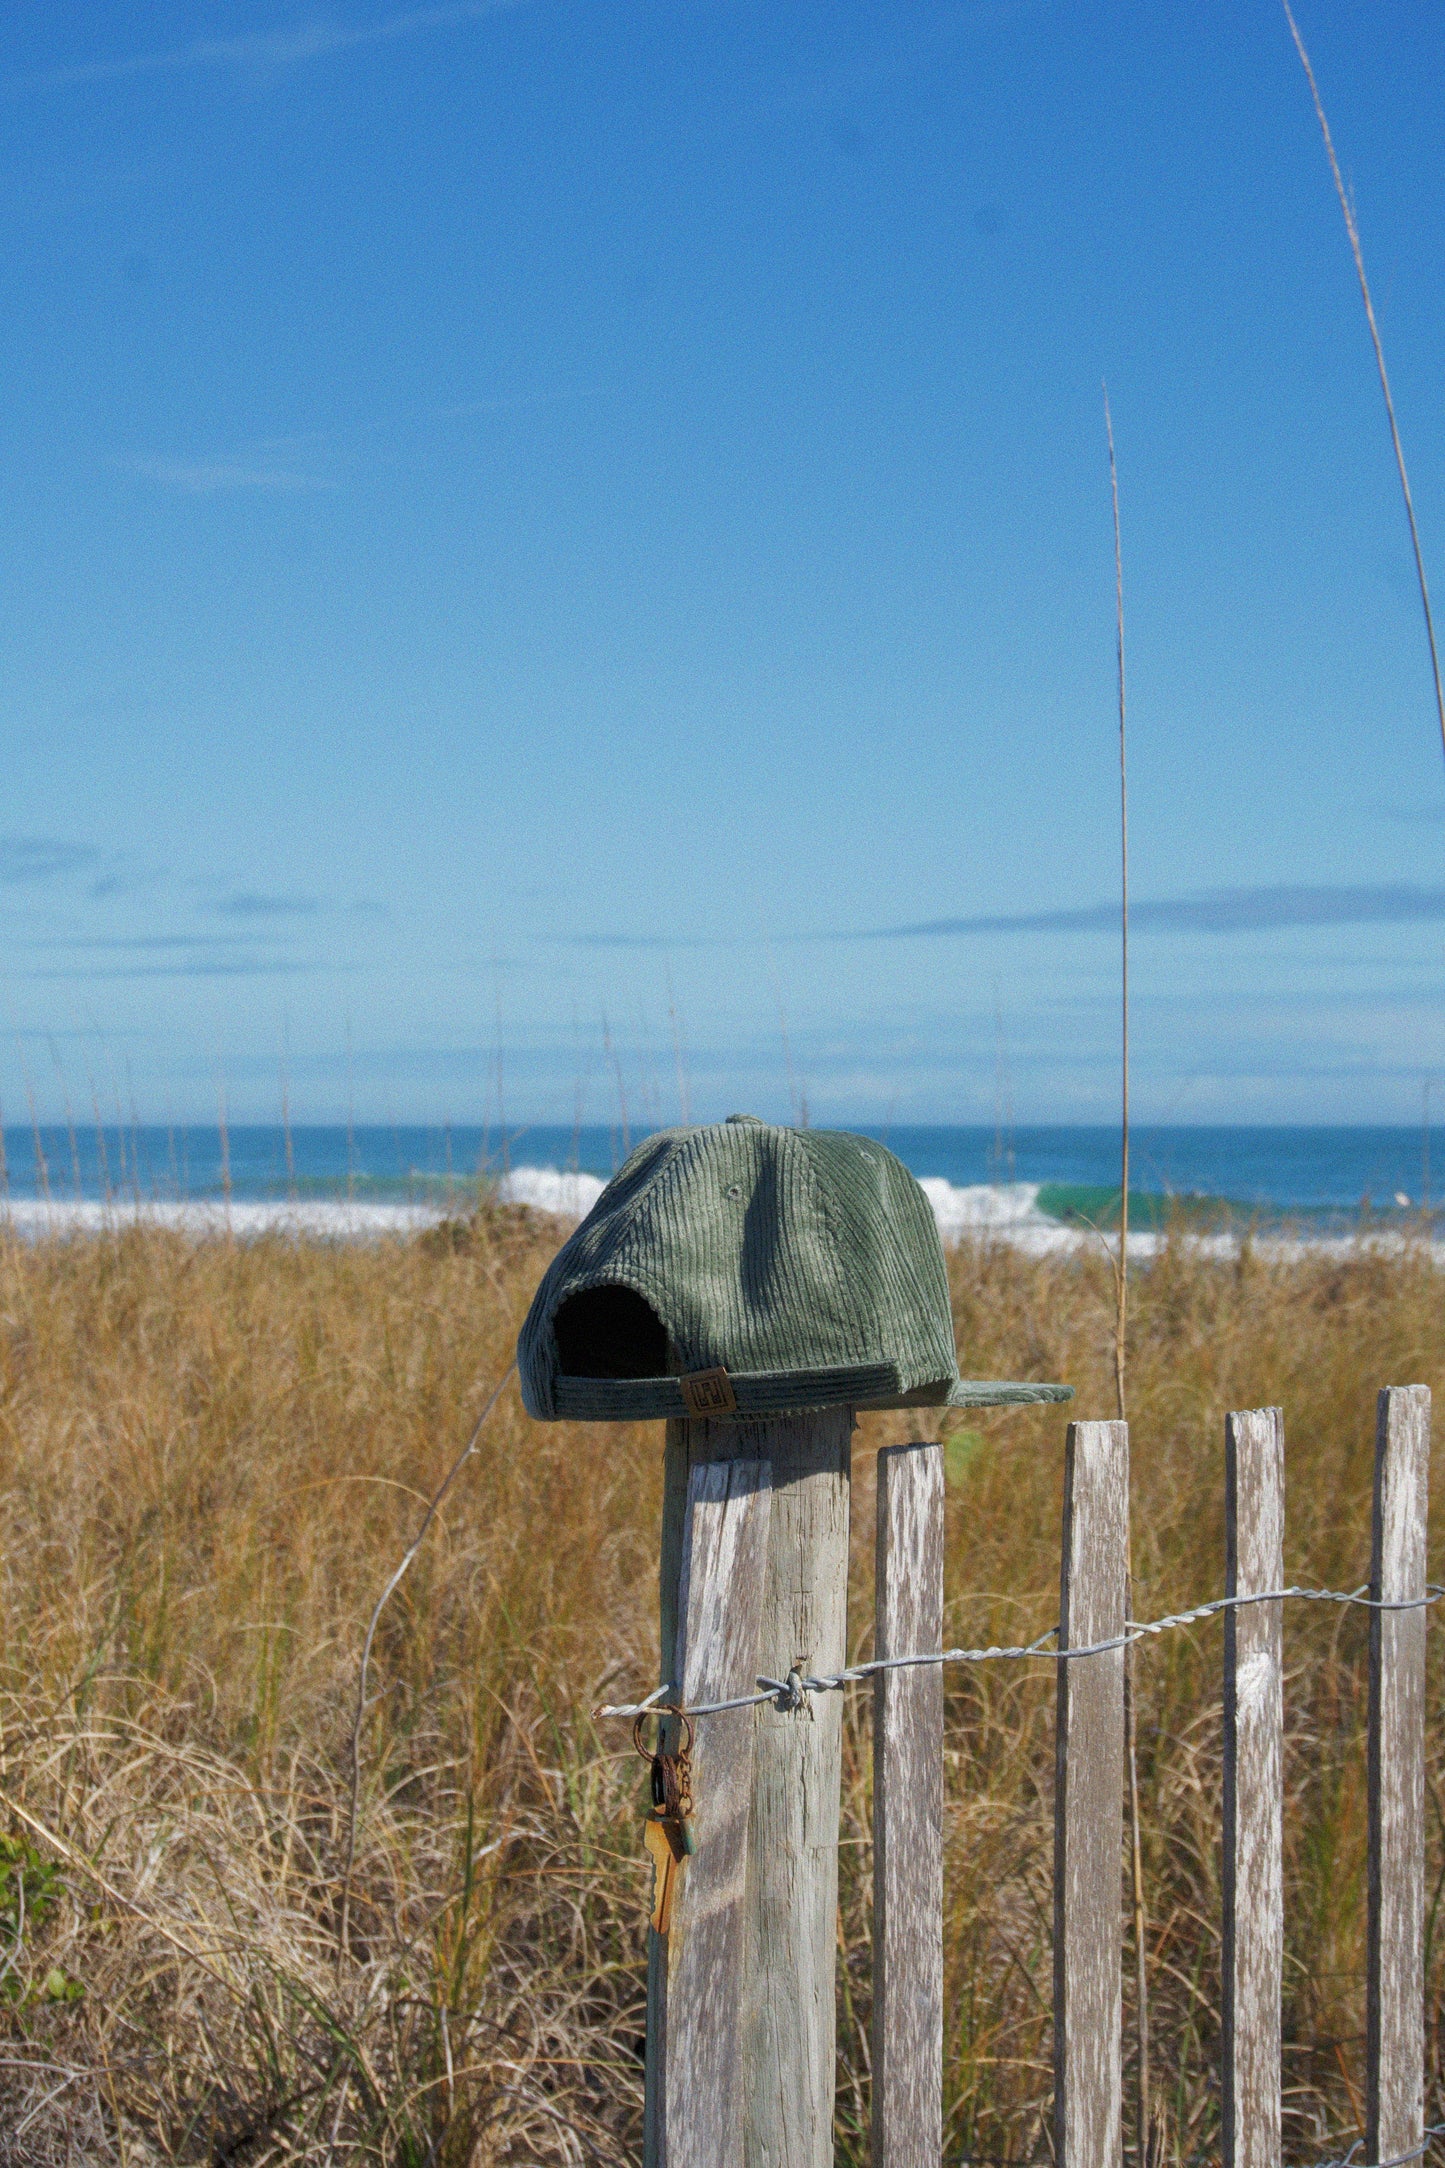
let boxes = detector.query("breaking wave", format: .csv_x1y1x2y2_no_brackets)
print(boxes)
0,1169,1416,1261
497,1167,608,1218
499,1168,1056,1242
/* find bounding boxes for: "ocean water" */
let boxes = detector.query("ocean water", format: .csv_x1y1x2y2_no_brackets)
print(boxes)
0,1122,1436,1245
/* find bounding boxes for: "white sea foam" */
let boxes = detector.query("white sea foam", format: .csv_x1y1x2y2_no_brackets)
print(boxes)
0,1170,1428,1262
918,1177,1102,1255
497,1166,607,1218
0,1198,440,1241
915,1176,1444,1262
0,1166,605,1243
917,1178,1048,1239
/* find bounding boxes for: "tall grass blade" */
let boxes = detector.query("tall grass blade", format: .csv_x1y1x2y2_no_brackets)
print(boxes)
1282,1,1445,775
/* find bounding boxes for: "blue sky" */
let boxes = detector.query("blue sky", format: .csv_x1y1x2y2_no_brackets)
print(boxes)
1,0,1442,1126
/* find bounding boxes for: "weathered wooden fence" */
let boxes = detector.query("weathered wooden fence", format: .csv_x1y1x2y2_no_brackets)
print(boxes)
636,1385,1432,2168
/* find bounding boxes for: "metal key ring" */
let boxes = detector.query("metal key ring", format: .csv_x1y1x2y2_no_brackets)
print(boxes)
632,1705,694,1763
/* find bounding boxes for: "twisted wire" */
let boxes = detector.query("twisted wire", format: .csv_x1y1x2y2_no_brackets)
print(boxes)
594,1582,1444,1722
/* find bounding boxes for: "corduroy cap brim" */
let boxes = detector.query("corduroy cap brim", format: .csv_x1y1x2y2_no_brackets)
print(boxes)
549,1370,1072,1422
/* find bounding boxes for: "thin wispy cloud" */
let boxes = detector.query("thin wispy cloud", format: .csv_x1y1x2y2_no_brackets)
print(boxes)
126,457,329,494
0,836,163,903
214,892,323,919
12,2,529,92
566,932,717,952
122,399,597,498
23,961,316,981
563,883,1445,950
850,884,1445,941
87,870,156,901
27,935,251,953
0,837,98,884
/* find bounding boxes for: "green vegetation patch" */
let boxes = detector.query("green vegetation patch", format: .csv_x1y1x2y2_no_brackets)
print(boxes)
944,1426,987,1483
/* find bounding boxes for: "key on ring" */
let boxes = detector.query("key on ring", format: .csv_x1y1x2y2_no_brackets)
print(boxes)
636,1709,696,1935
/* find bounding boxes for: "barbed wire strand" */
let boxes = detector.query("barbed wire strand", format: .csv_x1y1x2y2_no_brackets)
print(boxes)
594,1582,1444,1722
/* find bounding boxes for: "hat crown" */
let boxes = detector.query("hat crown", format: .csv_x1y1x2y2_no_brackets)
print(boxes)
517,1118,961,1420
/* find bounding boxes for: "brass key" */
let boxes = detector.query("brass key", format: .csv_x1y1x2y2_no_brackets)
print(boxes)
635,1707,697,1935
643,1812,682,1933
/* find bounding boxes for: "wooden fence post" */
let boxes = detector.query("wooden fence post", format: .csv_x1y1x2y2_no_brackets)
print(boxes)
655,1407,852,2168
872,1441,945,2168
1054,1419,1129,2168
1367,1384,1431,2168
1222,1407,1285,2168
645,1456,773,2168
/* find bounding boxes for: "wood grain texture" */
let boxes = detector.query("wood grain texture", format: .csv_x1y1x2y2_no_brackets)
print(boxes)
645,1455,772,2168
1053,1420,1128,2168
1221,1407,1284,2168
668,1408,853,2168
1367,1385,1431,2167
872,1442,945,2168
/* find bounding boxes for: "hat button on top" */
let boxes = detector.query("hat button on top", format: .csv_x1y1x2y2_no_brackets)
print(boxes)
724,1112,765,1125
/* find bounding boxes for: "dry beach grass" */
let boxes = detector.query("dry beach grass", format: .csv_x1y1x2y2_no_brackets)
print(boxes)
0,1211,1440,2163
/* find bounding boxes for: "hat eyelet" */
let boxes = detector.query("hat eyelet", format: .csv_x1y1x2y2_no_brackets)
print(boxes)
725,1183,742,1200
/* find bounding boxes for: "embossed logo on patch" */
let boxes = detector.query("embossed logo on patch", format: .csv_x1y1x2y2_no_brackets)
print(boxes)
679,1366,738,1417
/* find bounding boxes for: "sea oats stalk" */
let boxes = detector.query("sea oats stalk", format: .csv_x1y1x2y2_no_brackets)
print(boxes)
1282,1,1445,776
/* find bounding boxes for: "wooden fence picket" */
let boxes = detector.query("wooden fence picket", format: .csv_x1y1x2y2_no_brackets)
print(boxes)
872,1440,946,2168
1053,1419,1129,2168
1222,1406,1285,2168
1368,1385,1431,2168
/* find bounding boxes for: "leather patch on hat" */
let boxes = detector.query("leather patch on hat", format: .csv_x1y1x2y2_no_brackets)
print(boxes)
679,1366,738,1417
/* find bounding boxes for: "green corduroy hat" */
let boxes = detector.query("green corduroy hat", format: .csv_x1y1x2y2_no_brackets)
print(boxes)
518,1115,1072,1422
